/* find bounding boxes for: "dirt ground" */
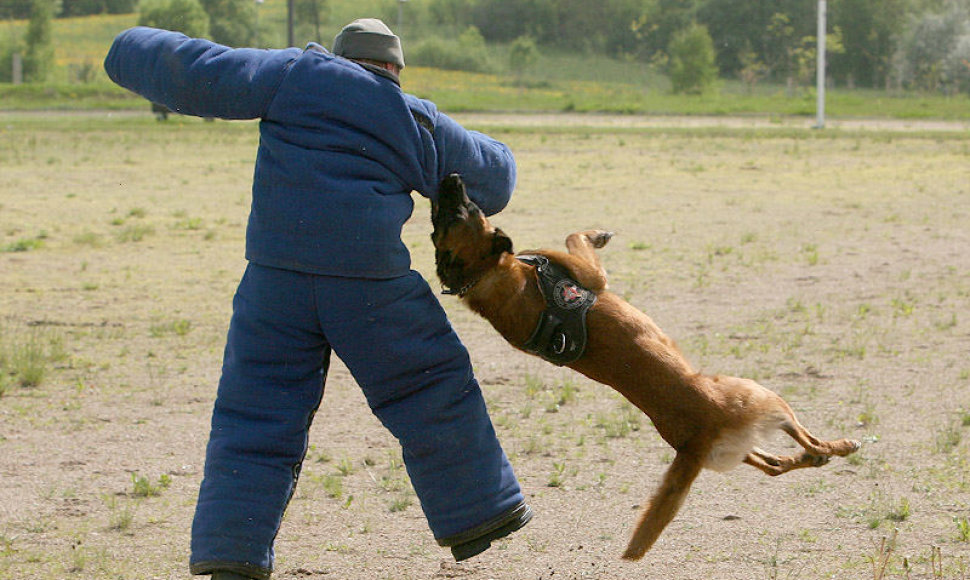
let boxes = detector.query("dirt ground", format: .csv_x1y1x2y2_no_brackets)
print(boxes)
1,112,969,579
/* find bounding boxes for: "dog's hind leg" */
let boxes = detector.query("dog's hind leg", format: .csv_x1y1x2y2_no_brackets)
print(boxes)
564,230,614,291
744,447,831,476
621,450,704,560
783,419,861,457
767,393,861,458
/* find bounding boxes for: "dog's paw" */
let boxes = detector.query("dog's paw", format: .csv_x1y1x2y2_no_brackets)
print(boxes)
833,439,862,455
589,230,614,248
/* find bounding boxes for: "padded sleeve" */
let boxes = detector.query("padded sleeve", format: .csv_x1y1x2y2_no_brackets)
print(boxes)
104,27,299,120
432,111,516,216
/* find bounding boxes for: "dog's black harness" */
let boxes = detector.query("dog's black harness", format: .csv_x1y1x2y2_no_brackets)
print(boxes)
517,255,596,366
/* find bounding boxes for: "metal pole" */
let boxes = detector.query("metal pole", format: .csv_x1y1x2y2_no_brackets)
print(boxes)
815,0,827,129
254,0,263,47
398,0,409,32
287,0,295,47
12,52,22,85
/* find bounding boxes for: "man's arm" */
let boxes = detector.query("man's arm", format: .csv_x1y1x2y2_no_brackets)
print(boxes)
103,27,299,120
431,111,516,216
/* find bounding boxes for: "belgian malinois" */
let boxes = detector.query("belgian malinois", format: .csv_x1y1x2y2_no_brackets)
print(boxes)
430,174,861,560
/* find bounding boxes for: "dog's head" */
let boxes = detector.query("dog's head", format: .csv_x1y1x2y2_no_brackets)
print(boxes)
431,174,513,295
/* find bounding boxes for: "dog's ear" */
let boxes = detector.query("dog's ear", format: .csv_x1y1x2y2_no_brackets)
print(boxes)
491,228,513,256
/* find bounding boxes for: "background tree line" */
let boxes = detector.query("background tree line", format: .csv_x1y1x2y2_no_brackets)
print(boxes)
422,0,970,94
2,0,969,95
0,0,137,18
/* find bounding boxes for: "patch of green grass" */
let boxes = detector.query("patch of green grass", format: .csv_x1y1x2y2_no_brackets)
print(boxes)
388,496,412,513
886,497,911,523
105,495,135,532
956,516,970,542
149,318,192,338
801,243,820,266
892,296,917,318
2,327,66,388
595,403,642,439
547,461,567,488
2,237,44,252
335,457,355,477
130,473,171,498
172,216,204,231
114,224,155,243
935,423,962,454
72,231,104,247
856,403,879,429
321,474,343,500
544,379,579,413
524,373,543,399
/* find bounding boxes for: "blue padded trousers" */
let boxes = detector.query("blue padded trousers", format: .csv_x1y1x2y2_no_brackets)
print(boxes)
190,264,524,578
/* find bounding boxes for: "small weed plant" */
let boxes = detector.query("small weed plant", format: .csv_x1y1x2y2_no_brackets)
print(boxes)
1,327,66,389
388,496,412,513
114,224,155,243
935,423,962,454
2,237,44,252
131,473,171,498
547,461,567,487
957,516,970,542
335,457,355,476
149,318,192,338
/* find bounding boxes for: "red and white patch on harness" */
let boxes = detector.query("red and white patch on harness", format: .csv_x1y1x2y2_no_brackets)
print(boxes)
553,280,591,310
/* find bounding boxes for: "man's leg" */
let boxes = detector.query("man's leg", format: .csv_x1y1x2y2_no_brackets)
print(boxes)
316,272,531,560
190,265,329,579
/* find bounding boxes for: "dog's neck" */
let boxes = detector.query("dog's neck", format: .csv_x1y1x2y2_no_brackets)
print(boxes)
462,254,545,346
443,276,481,298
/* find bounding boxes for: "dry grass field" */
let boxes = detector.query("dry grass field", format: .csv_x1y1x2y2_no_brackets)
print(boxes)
1,111,969,579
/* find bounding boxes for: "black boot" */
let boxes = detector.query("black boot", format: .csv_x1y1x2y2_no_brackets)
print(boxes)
438,501,533,561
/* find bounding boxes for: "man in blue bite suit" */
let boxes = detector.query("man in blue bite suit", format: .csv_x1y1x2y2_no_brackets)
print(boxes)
104,18,531,580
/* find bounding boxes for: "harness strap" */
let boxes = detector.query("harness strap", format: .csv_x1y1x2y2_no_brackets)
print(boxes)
517,255,596,366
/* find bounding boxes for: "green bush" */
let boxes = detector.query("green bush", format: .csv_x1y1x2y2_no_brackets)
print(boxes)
408,26,493,73
138,0,210,39
509,35,539,77
23,0,54,83
199,0,256,47
0,31,22,83
667,22,718,95
62,0,137,16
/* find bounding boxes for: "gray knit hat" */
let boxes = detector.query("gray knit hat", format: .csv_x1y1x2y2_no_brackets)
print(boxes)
333,18,405,70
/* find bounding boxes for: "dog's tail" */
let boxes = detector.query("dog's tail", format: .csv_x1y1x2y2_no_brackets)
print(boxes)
622,450,704,560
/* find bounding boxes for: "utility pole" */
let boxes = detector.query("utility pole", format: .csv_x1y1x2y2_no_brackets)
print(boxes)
12,53,22,85
815,0,827,129
254,0,263,47
398,0,408,32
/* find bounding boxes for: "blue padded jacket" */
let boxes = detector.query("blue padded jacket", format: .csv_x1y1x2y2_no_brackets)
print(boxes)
104,27,516,278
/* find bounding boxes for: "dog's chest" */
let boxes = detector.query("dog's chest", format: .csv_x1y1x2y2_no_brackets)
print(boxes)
516,254,596,366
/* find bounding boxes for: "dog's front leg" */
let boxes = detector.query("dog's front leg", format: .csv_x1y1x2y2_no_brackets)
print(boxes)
564,230,614,292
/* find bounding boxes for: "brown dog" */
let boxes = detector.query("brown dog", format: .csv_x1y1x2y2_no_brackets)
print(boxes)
430,174,861,560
